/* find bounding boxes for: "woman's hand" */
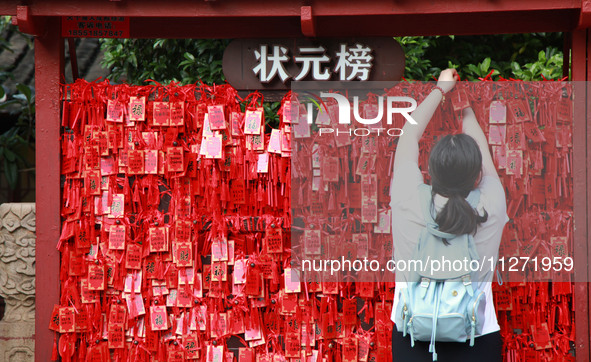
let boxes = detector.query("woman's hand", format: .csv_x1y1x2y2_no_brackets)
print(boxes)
437,68,459,94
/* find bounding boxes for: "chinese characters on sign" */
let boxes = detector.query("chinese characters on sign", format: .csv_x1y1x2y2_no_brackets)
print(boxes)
62,16,130,38
252,43,373,83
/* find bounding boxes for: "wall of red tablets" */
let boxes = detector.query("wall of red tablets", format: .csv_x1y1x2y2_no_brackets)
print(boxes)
2,2,590,362
50,79,574,361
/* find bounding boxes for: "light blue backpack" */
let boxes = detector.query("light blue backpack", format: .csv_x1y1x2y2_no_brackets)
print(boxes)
394,183,487,361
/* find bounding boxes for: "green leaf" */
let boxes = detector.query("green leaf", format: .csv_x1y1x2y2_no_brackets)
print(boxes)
480,58,491,73
184,52,195,62
16,83,32,102
3,148,15,162
3,158,18,190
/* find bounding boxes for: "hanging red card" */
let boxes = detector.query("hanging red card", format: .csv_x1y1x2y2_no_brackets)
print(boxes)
177,288,193,308
84,145,100,170
174,241,193,267
183,334,199,359
239,348,255,362
169,348,185,362
523,122,546,143
144,150,158,174
49,304,60,331
343,299,357,325
545,174,557,199
343,337,358,362
507,124,525,150
322,157,339,182
109,194,124,218
75,307,89,332
170,102,185,126
149,227,168,253
58,306,76,333
211,261,227,282
86,170,101,195
106,100,124,123
231,112,243,137
321,274,338,295
505,150,523,176
87,263,105,290
557,98,572,123
125,243,142,270
489,100,507,124
208,105,227,130
167,147,184,172
244,109,263,135
144,255,158,279
150,305,168,331
109,303,127,326
494,287,513,311
201,134,224,159
127,149,145,174
68,251,85,276
361,174,378,223
231,179,246,204
285,332,301,358
174,219,192,242
358,338,369,362
265,226,283,253
153,102,170,126
108,324,125,349
531,323,552,350
488,125,506,146
509,99,531,123
451,89,470,112
304,229,321,255
550,236,569,258
284,268,301,293
128,96,146,121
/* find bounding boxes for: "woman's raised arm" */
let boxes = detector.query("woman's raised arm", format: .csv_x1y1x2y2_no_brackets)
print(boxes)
461,107,500,181
393,69,459,173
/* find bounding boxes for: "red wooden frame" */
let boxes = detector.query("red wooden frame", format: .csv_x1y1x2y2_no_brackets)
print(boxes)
0,1,589,361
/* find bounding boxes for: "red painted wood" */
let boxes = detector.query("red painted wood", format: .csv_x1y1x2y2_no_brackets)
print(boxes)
579,0,591,28
122,11,577,38
34,16,63,362
0,1,582,37
300,6,316,37
0,0,580,17
571,29,590,362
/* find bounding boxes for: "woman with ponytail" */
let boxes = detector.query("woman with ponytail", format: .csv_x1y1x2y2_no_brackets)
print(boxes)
390,69,509,361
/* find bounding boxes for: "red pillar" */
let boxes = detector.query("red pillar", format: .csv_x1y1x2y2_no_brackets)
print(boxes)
570,29,591,362
34,16,63,362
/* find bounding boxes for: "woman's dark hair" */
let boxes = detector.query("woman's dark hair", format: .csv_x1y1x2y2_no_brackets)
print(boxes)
428,134,488,240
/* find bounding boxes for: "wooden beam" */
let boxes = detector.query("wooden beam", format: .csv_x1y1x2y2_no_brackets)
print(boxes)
34,16,63,362
4,0,579,17
571,29,590,362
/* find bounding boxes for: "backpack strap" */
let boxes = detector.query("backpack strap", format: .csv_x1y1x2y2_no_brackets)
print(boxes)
417,183,482,286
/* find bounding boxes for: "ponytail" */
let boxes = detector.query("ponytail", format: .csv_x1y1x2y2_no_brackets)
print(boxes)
433,192,488,240
427,133,488,243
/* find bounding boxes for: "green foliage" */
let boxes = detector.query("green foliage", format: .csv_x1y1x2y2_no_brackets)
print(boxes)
395,33,565,81
394,36,440,80
0,19,36,193
510,48,563,81
0,82,35,190
100,38,229,85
